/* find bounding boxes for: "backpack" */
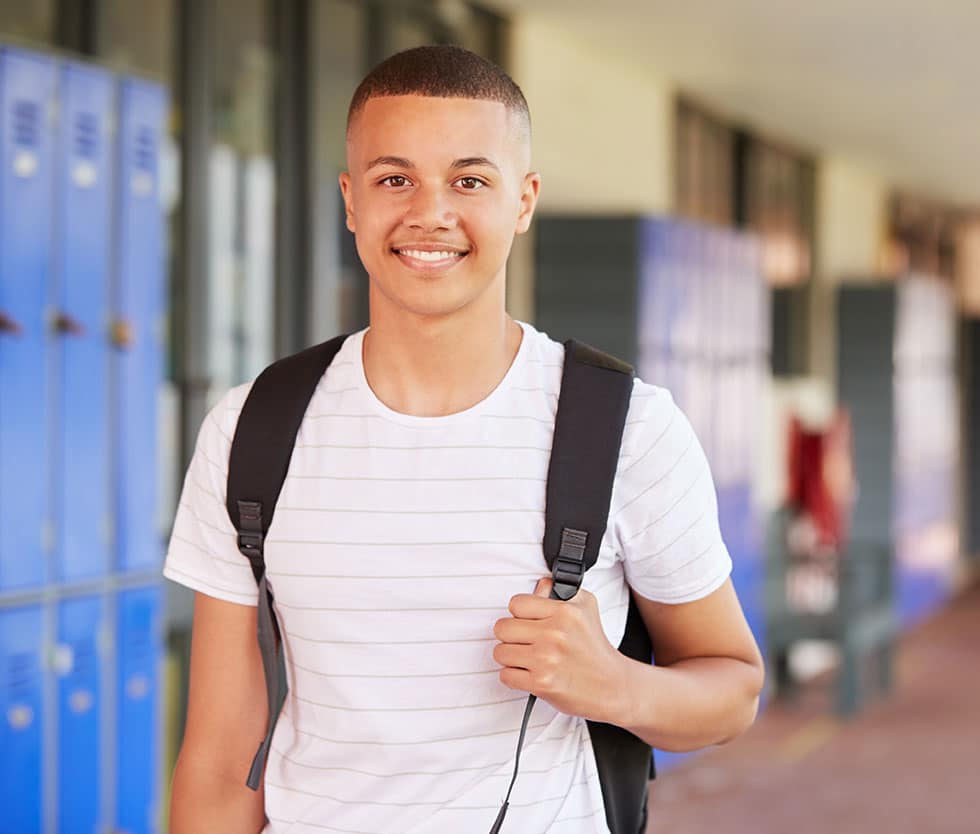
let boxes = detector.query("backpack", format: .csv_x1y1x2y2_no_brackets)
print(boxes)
225,334,656,834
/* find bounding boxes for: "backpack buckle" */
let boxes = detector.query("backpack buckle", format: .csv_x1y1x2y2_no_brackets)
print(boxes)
238,529,264,559
236,500,266,577
551,528,587,600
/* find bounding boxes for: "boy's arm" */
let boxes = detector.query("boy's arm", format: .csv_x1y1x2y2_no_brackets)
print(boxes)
615,578,764,750
170,592,269,834
496,577,764,752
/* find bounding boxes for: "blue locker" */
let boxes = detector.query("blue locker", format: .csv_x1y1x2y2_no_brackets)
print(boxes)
114,79,167,573
55,62,114,582
0,49,57,590
670,223,701,365
638,220,672,360
115,585,162,834
56,595,104,833
0,606,45,834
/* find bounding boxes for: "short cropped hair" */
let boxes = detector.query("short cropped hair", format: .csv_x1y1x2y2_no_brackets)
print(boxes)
347,45,531,140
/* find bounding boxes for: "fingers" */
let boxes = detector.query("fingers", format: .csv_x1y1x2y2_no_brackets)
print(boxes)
493,641,533,670
495,642,562,697
507,577,598,623
499,667,533,692
509,583,559,619
492,616,538,644
508,594,554,619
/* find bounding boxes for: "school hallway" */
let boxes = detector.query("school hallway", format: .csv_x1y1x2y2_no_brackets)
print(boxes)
646,579,980,834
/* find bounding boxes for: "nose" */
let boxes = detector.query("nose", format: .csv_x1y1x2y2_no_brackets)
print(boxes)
403,184,457,232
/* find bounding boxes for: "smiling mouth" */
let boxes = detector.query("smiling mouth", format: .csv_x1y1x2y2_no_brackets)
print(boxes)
391,247,469,264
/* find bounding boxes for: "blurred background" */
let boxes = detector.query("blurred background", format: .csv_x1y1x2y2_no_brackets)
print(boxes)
0,1,977,832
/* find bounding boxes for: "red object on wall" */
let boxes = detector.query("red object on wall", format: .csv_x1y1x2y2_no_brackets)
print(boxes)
786,410,855,551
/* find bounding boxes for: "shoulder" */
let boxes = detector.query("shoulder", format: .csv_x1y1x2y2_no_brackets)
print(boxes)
620,377,684,461
611,377,732,603
211,331,362,440
195,381,255,461
614,375,714,519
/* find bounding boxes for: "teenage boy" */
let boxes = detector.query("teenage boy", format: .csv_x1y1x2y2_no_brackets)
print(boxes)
166,45,764,834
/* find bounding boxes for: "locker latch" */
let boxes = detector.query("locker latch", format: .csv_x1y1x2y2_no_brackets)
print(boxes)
111,319,134,348
0,311,22,334
54,312,85,336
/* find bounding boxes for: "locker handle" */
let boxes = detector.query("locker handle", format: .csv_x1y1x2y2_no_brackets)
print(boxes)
54,312,85,336
0,311,22,335
111,319,135,349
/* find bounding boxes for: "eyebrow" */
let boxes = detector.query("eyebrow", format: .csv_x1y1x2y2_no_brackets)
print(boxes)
364,155,501,173
365,155,415,171
451,157,501,173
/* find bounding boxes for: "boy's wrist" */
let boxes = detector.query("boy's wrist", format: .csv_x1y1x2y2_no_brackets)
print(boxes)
592,651,648,728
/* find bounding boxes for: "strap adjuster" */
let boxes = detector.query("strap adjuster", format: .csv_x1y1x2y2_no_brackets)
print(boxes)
551,527,587,600
238,529,264,559
237,500,266,580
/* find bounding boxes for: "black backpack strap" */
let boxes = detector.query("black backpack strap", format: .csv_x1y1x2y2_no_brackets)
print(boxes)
544,340,634,591
492,340,653,834
547,341,653,834
225,334,348,790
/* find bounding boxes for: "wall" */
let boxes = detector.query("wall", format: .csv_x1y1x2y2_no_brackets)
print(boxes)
509,15,674,215
809,158,888,386
505,14,675,322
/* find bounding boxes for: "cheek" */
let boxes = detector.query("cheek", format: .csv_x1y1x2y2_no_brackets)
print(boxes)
352,203,395,252
467,200,520,247
351,185,392,224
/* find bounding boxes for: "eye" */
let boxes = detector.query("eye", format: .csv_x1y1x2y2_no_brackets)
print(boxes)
455,176,486,190
379,174,411,188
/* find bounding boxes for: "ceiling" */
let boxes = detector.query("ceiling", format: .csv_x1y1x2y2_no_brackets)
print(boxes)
487,0,978,207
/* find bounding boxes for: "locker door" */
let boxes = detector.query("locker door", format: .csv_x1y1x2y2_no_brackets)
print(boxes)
55,62,114,582
113,78,167,574
115,585,162,834
0,49,56,591
637,219,670,378
0,605,45,834
56,595,104,833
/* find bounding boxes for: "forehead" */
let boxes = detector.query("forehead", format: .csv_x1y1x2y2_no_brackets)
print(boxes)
347,95,526,165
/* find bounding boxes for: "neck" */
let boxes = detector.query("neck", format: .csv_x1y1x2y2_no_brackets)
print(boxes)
362,287,522,418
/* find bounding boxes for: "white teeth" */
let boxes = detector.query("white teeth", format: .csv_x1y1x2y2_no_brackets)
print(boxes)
399,249,463,262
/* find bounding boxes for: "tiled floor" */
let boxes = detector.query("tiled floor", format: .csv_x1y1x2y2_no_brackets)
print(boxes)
646,579,980,834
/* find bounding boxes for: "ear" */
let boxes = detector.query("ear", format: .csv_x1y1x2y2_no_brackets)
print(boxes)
339,172,356,233
515,172,541,235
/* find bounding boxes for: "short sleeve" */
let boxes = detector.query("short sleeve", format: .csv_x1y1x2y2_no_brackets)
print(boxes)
611,381,732,604
163,383,259,606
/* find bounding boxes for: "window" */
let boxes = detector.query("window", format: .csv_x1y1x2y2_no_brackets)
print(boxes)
741,138,815,287
208,0,277,394
675,99,735,227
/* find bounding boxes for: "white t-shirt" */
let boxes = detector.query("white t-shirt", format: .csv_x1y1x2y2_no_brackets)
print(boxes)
164,321,732,834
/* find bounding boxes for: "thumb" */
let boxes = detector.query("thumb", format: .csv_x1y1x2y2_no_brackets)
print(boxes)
534,576,554,598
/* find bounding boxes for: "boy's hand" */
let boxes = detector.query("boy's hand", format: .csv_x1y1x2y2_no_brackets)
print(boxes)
493,577,627,722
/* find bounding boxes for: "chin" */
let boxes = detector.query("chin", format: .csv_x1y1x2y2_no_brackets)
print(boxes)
397,288,491,321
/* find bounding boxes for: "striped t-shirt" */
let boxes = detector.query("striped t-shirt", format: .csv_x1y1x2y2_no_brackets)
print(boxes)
164,321,732,834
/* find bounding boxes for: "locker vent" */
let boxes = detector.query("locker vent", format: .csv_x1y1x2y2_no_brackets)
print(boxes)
12,100,39,147
6,651,34,690
74,112,98,158
130,125,156,196
134,126,154,171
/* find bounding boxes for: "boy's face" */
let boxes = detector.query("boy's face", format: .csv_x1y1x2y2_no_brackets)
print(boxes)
340,95,540,322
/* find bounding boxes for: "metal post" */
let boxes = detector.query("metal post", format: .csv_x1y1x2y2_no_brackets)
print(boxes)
273,0,312,358
174,0,212,472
